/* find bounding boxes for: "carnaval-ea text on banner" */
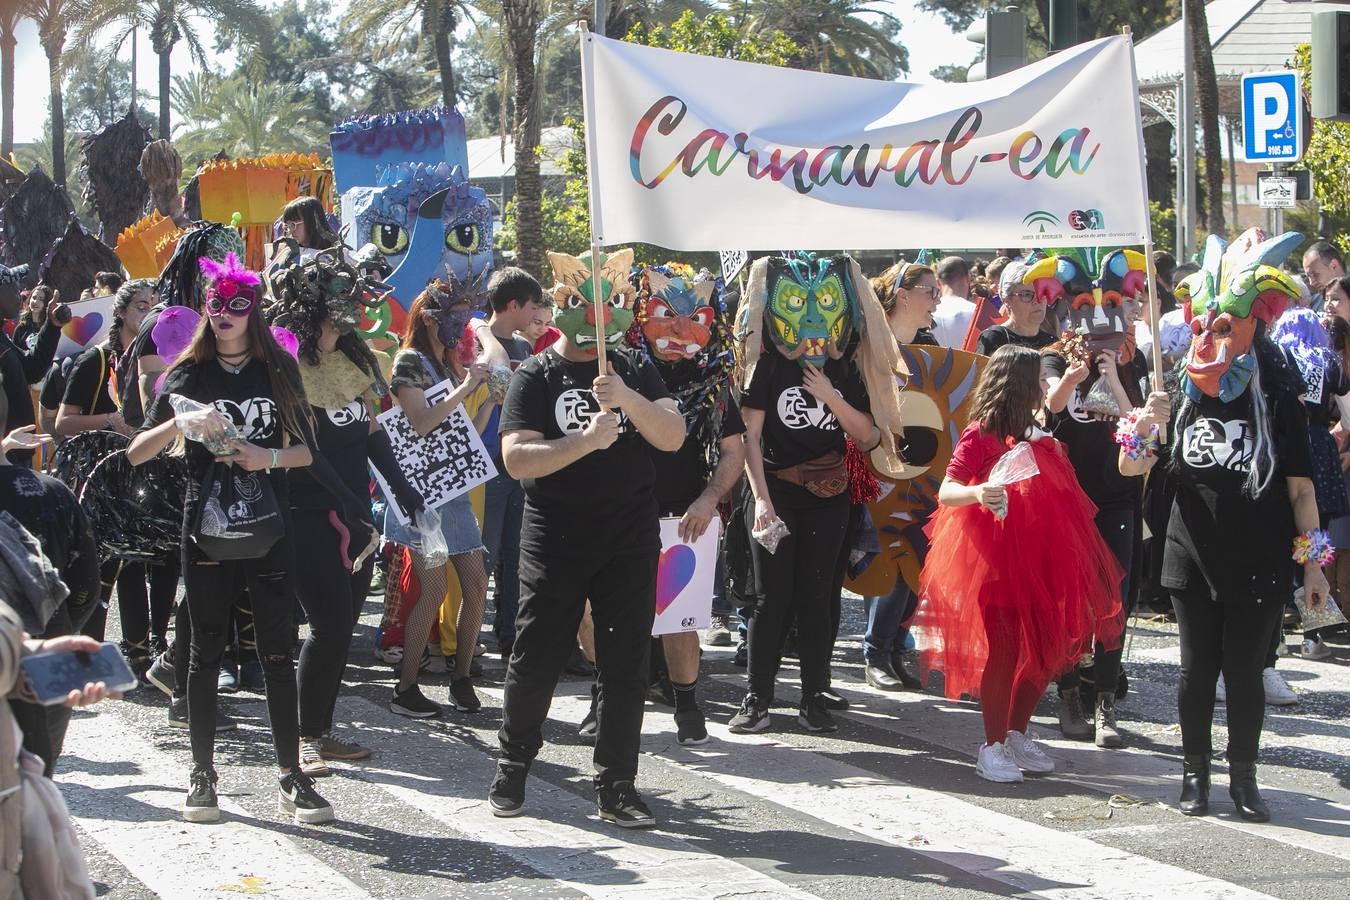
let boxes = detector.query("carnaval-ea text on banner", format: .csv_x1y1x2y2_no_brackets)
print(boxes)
580,33,1150,251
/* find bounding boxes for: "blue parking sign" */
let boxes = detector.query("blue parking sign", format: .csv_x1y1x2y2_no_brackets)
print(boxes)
1242,72,1303,162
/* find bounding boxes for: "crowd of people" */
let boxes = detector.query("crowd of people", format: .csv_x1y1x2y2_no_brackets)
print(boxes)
2,208,1348,889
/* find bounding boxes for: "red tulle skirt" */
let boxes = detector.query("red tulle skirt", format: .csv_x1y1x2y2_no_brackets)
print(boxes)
916,439,1125,702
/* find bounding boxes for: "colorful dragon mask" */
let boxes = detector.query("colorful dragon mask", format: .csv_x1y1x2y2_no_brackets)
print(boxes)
547,248,636,358
1024,247,1148,355
763,253,859,368
637,263,719,362
1175,228,1303,403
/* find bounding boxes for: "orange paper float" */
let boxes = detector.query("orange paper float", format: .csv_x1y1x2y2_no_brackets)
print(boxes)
115,212,185,278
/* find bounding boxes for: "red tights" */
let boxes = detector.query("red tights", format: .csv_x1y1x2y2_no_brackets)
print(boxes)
979,603,1051,746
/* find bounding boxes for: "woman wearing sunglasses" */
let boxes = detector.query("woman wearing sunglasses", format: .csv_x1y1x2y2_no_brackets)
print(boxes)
974,265,1057,356
128,253,333,826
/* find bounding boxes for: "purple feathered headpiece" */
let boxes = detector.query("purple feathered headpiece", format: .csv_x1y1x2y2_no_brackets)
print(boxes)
198,252,261,305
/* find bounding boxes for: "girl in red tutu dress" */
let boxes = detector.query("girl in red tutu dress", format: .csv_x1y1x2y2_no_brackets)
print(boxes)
918,345,1125,783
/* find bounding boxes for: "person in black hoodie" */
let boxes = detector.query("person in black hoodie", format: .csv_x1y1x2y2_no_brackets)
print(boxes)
0,265,67,464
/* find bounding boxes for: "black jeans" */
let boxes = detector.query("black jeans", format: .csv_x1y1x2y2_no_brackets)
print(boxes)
499,545,657,785
292,507,375,738
116,559,179,645
1059,504,1137,700
183,539,300,771
747,479,850,702
1171,589,1284,763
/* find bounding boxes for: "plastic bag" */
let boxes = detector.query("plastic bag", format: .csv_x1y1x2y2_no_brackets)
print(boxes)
169,394,240,456
987,441,1041,521
1081,376,1122,418
1294,587,1348,631
414,507,449,568
752,516,790,554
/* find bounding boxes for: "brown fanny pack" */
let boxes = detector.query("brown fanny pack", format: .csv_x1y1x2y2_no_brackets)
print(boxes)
770,450,848,498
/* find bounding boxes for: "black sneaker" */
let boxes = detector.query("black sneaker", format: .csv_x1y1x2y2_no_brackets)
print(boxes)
448,655,484,678
183,765,220,823
889,652,924,690
596,780,656,829
488,760,529,817
732,641,747,667
727,693,770,733
278,768,335,824
798,694,839,733
239,658,265,693
390,684,441,718
121,640,151,678
818,689,849,711
578,683,599,744
146,652,176,697
168,697,237,732
674,706,709,746
448,676,481,712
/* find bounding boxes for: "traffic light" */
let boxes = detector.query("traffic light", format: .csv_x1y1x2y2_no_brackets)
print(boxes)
964,7,1027,82
1311,10,1350,122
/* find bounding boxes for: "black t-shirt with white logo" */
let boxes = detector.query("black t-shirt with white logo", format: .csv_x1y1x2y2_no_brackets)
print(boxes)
741,352,869,471
289,396,371,510
142,357,306,551
499,346,671,556
1043,352,1147,510
1162,387,1312,602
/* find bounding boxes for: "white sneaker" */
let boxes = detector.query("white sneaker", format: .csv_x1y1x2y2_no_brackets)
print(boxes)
1301,636,1332,661
1005,729,1055,773
975,741,1024,783
374,645,403,665
1263,667,1298,706
1215,673,1226,704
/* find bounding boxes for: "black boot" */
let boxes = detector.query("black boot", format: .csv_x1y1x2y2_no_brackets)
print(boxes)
578,679,599,743
1228,761,1270,823
1179,755,1210,816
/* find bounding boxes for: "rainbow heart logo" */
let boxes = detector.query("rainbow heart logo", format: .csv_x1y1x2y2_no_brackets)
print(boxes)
655,544,697,615
63,312,103,346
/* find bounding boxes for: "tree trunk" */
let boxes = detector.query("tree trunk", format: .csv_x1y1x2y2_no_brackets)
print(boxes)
1186,0,1225,236
46,52,66,186
1,31,14,159
508,3,542,279
159,47,172,139
1144,122,1173,207
434,23,456,108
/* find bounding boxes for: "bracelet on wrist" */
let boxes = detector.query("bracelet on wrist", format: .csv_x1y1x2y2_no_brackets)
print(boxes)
1114,409,1159,460
1292,529,1335,567
269,448,280,470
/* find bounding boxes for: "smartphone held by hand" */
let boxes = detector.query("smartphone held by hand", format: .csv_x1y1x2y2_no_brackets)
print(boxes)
20,641,137,706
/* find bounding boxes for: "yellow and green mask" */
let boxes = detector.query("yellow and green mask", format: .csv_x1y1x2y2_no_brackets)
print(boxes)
547,248,636,359
765,253,858,368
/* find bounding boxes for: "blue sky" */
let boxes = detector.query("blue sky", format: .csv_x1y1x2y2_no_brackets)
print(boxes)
9,2,975,145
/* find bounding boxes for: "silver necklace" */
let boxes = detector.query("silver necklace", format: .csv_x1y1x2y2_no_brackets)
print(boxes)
219,351,250,375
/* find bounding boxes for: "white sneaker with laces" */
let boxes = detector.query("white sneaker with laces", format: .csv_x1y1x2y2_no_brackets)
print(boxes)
1263,667,1298,706
1301,636,1332,661
1215,673,1226,704
975,741,1024,783
1005,729,1055,773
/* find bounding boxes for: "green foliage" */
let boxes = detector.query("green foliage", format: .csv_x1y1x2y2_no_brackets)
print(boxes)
1149,201,1177,262
930,63,969,83
500,12,803,265
61,55,155,134
739,1,907,79
1292,44,1350,257
170,73,329,162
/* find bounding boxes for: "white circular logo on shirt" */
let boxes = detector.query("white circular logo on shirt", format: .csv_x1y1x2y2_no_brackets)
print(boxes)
554,388,629,435
776,386,839,431
327,398,369,429
213,398,278,441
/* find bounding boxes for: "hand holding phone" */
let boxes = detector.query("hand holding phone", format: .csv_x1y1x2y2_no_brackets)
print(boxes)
20,639,135,706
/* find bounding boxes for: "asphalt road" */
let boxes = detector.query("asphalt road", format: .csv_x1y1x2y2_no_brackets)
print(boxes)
57,590,1350,899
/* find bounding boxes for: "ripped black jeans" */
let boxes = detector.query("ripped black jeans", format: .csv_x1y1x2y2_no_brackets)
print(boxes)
183,539,299,771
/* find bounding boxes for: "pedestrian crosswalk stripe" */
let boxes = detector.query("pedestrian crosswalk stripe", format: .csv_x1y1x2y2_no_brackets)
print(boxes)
532,688,1278,900
340,697,820,900
59,710,374,900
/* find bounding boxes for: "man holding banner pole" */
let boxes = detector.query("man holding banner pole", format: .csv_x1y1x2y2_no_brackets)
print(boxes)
490,247,685,828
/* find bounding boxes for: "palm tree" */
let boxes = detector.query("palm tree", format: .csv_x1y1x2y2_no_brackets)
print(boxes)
173,75,326,160
601,1,714,37
341,0,471,108
743,0,906,79
0,3,19,159
1185,0,1225,237
22,2,78,186
69,0,267,140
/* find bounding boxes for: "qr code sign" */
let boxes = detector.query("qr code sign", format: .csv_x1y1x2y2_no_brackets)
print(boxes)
374,379,498,525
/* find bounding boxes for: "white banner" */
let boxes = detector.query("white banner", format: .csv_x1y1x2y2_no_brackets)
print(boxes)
581,33,1150,250
652,517,720,637
373,379,498,526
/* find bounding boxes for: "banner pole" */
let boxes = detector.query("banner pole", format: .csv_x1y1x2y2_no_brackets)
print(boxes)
578,20,609,382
